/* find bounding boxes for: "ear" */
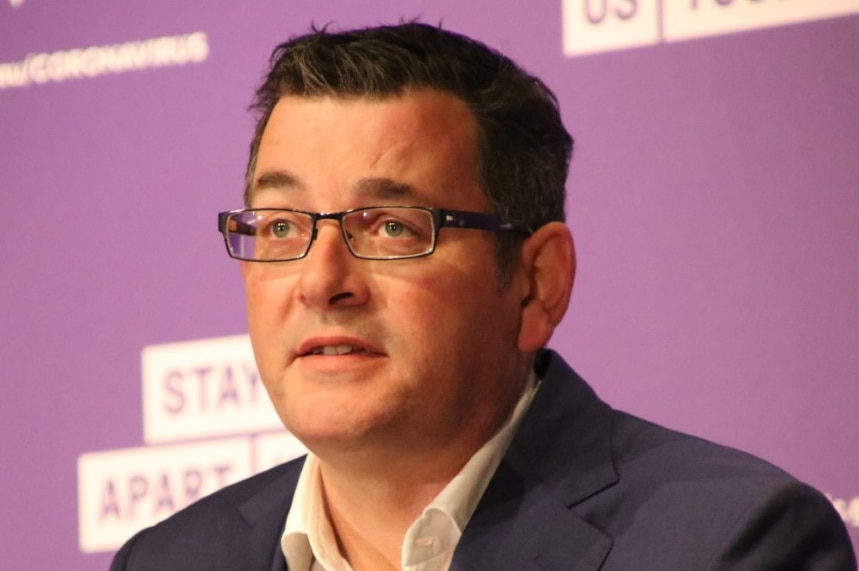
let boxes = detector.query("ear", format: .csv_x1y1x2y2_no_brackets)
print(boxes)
515,222,575,352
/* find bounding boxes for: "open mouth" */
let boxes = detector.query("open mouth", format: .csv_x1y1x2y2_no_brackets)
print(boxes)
304,344,372,356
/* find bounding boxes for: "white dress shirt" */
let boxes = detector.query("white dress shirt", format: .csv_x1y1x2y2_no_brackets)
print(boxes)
281,373,538,571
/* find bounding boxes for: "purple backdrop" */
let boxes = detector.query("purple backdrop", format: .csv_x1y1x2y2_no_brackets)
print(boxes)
2,1,857,569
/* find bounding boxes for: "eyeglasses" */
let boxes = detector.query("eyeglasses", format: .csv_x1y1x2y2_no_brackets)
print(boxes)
218,206,530,262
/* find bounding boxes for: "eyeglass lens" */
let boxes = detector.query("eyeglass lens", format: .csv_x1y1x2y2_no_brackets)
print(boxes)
225,208,437,261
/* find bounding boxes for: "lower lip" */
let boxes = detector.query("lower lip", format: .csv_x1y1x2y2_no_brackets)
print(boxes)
295,351,386,373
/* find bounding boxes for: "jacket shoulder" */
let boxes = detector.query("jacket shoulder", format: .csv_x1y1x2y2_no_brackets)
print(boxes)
593,406,855,568
110,457,303,571
523,351,855,568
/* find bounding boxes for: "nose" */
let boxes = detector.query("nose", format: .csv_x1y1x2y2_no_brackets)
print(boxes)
297,219,370,308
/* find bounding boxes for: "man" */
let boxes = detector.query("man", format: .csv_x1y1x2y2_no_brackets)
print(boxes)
112,23,855,570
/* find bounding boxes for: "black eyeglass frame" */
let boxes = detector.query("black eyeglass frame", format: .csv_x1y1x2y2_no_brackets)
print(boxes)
217,206,532,262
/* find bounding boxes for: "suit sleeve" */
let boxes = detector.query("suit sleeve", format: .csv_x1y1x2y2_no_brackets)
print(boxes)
709,482,856,570
109,529,146,571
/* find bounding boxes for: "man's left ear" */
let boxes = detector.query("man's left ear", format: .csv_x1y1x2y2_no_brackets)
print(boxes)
515,222,575,351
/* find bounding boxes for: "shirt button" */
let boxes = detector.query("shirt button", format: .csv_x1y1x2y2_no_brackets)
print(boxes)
416,537,434,548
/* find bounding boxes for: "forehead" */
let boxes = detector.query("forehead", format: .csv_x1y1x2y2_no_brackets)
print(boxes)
251,90,485,209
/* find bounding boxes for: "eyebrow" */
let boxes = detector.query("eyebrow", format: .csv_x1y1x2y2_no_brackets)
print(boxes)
253,171,420,202
353,177,417,201
254,170,303,192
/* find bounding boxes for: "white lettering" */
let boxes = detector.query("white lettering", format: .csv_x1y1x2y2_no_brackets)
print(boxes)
25,54,47,84
0,31,210,91
142,335,281,443
665,0,859,42
186,32,210,62
78,439,253,553
563,0,859,57
563,0,660,57
0,61,29,88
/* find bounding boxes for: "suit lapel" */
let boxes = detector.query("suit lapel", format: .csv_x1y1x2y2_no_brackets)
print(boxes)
452,350,619,570
451,460,612,570
237,458,304,571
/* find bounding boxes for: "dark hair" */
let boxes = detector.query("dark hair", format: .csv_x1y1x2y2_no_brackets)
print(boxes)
246,22,573,279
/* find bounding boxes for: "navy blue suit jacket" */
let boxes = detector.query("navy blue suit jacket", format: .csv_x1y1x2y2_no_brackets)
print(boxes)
111,350,856,570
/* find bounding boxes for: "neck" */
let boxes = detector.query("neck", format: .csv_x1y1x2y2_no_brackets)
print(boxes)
318,457,457,571
308,362,534,569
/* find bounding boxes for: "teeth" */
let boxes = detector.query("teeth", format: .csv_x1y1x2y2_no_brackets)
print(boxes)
312,344,359,356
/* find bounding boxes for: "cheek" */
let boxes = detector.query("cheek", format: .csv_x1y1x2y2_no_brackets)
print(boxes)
244,281,270,334
392,270,514,350
243,274,294,363
244,265,295,318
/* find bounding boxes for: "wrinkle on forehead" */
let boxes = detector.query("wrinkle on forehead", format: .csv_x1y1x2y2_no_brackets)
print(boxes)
367,141,400,171
250,170,419,205
253,90,484,208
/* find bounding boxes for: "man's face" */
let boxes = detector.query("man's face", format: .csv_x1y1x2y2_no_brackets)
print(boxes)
243,90,532,464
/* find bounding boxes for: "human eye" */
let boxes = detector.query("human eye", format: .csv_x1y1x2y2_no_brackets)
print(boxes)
258,211,305,240
266,218,292,238
381,218,414,238
367,209,427,240
346,207,432,258
247,210,310,260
